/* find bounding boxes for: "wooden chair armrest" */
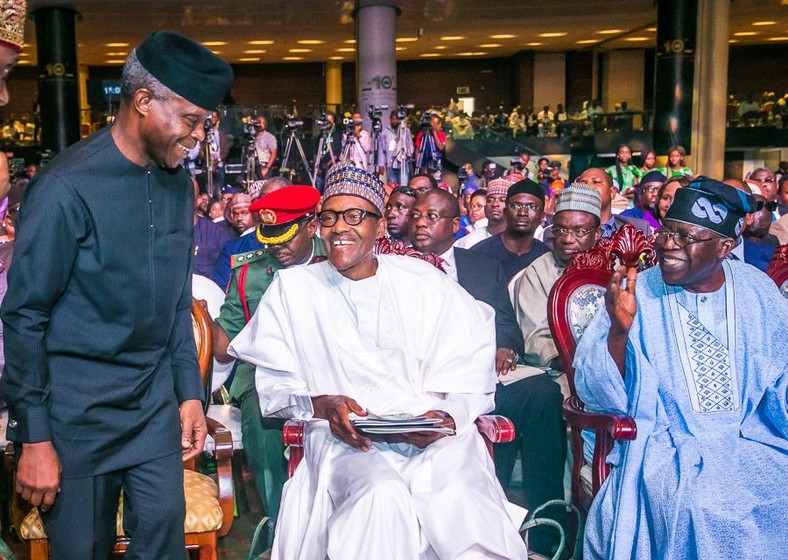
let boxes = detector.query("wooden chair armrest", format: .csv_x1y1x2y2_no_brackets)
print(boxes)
205,416,234,537
562,396,636,496
474,415,516,444
283,419,307,478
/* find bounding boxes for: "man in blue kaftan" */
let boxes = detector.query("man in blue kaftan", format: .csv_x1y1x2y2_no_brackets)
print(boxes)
574,176,788,559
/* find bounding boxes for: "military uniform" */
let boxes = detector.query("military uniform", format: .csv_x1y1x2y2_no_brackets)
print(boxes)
216,236,326,519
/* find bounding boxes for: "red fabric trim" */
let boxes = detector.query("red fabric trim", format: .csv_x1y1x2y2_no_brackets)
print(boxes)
238,263,251,323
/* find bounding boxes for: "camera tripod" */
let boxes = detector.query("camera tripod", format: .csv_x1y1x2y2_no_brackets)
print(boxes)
280,128,314,187
391,122,414,186
311,129,337,189
339,129,367,168
415,126,438,172
240,137,258,191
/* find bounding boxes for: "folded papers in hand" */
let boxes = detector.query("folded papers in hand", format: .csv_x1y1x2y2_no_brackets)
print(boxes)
350,413,455,435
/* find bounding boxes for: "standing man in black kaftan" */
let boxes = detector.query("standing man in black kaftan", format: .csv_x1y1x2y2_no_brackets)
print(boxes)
0,32,233,560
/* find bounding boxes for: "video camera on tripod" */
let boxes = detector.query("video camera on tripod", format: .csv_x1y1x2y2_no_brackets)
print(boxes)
419,111,435,130
367,104,389,133
241,116,261,143
284,114,304,132
342,116,363,127
314,112,332,132
396,104,414,121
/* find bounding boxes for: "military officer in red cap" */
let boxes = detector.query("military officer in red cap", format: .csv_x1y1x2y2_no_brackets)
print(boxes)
210,185,326,523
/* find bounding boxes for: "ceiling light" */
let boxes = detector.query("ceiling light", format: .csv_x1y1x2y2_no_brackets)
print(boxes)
329,56,344,60
490,34,516,39
248,40,274,45
344,39,356,44
289,48,312,53
733,31,758,36
283,56,304,61
297,39,324,44
433,45,448,50
646,27,657,32
210,51,222,55
524,42,543,47
395,46,407,51
729,39,738,43
245,49,266,54
238,57,260,62
18,52,29,56
752,21,777,26
106,52,127,56
17,59,30,64
538,32,567,38
336,47,355,52
479,43,502,48
104,59,125,64
420,53,440,57
597,29,624,35
202,41,227,46
396,37,418,43
767,36,788,41
577,39,600,44
105,42,130,47
624,37,649,41
458,51,487,56
441,36,465,41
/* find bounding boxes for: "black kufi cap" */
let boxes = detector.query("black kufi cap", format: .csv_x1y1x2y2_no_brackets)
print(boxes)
507,178,545,203
136,31,233,111
664,176,757,239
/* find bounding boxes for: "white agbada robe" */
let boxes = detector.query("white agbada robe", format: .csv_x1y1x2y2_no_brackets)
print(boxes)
230,254,528,560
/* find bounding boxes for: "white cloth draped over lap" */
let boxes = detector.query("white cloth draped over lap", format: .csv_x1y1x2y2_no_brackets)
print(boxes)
230,255,528,560
574,260,788,560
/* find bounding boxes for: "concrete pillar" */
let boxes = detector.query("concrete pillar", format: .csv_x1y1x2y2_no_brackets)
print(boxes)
354,0,399,128
325,61,342,113
691,0,729,178
654,0,697,155
33,6,81,153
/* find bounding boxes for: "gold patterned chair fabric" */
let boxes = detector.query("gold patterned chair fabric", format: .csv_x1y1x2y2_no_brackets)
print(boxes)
6,300,234,560
18,469,223,540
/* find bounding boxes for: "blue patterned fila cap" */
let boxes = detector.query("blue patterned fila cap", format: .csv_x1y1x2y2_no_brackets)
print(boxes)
323,160,386,214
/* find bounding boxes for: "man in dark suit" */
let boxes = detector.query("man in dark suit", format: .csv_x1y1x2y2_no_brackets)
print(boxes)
409,188,567,555
1,32,233,559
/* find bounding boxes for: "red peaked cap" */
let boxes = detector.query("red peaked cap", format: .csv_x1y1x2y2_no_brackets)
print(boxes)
249,185,320,226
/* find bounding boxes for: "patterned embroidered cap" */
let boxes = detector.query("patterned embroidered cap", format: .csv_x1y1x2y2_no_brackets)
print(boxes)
323,160,385,214
486,176,515,197
665,176,757,239
555,183,602,218
0,0,26,53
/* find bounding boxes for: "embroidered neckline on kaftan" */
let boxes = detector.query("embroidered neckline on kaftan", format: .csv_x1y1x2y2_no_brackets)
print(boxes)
666,260,740,414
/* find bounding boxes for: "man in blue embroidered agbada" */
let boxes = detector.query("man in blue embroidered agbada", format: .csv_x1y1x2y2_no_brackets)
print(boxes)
574,177,788,559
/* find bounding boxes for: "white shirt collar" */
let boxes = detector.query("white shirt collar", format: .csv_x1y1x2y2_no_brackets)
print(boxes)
439,246,458,283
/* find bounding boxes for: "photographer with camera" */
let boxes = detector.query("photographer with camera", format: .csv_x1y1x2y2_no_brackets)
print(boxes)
253,115,278,179
379,107,414,187
415,112,446,176
340,111,371,169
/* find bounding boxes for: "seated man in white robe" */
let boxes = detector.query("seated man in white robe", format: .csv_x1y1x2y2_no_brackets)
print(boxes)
230,161,528,560
575,177,788,559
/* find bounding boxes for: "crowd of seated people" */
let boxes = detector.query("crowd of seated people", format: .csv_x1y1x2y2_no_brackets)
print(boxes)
3,106,787,558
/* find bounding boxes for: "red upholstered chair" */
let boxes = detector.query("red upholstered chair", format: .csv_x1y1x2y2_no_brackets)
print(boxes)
283,236,516,474
547,225,656,512
765,244,788,298
7,300,234,560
